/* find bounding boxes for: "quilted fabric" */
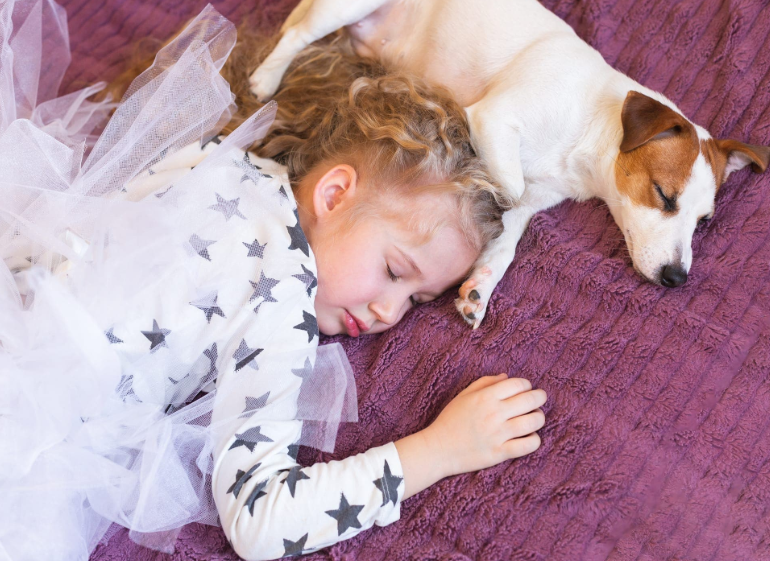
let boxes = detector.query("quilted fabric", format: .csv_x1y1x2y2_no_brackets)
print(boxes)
81,0,770,559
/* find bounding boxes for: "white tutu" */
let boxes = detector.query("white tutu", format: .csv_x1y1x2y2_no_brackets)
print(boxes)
0,2,357,559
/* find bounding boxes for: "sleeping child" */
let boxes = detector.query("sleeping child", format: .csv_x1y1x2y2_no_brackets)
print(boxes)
0,4,547,560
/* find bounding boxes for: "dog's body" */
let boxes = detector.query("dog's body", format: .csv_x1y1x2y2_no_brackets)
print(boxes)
251,0,770,327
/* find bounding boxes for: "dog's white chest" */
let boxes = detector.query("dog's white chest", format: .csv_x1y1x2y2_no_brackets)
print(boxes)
346,1,415,60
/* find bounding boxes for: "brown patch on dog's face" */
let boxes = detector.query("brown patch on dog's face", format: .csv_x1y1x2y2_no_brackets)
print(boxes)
615,91,699,212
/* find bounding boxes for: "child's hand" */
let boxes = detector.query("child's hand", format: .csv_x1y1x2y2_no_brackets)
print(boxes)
395,374,546,500
425,374,547,477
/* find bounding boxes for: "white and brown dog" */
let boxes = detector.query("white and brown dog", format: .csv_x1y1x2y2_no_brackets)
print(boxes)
250,0,770,327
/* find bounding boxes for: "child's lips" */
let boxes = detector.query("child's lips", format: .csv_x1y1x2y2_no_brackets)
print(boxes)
343,310,369,337
343,309,360,337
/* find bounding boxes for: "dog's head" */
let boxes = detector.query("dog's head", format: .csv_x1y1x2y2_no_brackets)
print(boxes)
610,90,769,287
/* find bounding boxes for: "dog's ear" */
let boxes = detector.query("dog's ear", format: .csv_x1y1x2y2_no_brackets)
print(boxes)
620,91,689,152
716,139,770,176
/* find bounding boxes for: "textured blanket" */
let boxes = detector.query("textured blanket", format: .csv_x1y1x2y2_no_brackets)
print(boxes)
81,0,770,559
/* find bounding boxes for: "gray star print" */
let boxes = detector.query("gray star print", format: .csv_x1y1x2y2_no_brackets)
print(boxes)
291,357,313,380
227,462,261,499
282,533,308,557
154,184,173,199
147,146,168,167
292,264,317,296
240,392,270,418
294,311,318,343
249,271,279,304
287,442,300,461
233,152,271,184
116,374,133,395
243,238,266,258
208,193,246,221
287,213,309,257
167,371,191,386
233,339,263,371
245,479,269,515
325,493,364,536
190,292,226,323
204,343,218,381
117,374,141,402
189,234,215,261
291,358,314,394
141,319,170,352
201,135,222,150
373,460,403,507
105,328,123,344
282,466,310,498
229,425,273,453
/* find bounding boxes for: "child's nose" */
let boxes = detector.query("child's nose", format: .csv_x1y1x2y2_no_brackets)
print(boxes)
370,298,403,326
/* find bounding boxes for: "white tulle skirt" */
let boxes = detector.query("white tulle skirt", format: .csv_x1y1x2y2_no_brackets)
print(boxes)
0,2,356,559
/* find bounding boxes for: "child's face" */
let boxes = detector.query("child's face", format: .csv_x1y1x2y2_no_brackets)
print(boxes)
300,164,478,337
314,216,477,336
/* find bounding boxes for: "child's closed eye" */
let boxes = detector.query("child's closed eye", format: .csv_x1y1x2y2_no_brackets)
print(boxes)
387,264,399,282
388,265,420,306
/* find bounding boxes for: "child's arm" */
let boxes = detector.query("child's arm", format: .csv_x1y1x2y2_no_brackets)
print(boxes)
213,360,545,560
212,350,407,560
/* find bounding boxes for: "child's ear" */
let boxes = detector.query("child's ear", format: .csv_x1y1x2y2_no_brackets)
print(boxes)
312,164,358,219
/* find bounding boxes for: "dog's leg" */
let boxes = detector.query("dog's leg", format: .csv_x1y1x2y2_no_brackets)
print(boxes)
454,96,533,327
280,0,315,33
456,185,566,328
465,99,527,200
456,205,534,328
249,0,389,100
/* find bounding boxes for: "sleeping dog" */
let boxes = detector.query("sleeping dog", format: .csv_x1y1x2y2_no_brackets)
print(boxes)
250,0,770,327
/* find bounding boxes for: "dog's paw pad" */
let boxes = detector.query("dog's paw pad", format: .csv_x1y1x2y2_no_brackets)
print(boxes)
456,277,489,329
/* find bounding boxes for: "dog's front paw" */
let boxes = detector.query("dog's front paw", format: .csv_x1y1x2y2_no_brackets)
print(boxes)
248,65,283,102
454,266,493,329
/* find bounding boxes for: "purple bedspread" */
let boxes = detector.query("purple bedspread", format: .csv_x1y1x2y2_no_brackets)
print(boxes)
79,0,770,559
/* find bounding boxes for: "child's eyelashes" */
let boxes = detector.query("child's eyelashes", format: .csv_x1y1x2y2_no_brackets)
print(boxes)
388,265,419,306
387,264,399,282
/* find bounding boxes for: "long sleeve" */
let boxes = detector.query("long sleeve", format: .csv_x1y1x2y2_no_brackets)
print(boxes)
198,153,405,560
213,406,404,559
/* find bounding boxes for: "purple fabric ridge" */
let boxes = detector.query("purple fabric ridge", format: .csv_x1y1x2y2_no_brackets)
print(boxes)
76,0,770,559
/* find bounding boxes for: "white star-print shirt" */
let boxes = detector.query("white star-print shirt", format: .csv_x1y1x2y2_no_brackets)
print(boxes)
122,138,406,560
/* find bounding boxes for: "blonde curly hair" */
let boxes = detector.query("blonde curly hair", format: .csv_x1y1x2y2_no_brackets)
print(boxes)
107,29,510,252
221,32,510,252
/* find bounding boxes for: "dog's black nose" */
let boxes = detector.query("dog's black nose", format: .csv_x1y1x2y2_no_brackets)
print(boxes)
660,264,687,287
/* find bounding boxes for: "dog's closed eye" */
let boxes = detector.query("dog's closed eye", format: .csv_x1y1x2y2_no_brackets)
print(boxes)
654,183,677,213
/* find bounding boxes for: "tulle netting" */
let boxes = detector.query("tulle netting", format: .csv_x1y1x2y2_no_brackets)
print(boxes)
0,2,357,559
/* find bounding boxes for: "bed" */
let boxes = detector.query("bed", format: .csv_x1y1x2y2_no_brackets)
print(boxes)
80,0,770,559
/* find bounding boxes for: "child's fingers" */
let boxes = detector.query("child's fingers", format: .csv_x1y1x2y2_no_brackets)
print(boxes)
501,388,547,418
488,376,534,400
503,409,545,439
501,432,542,459
457,373,507,396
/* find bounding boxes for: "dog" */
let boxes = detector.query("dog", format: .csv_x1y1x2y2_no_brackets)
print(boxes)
249,0,770,328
